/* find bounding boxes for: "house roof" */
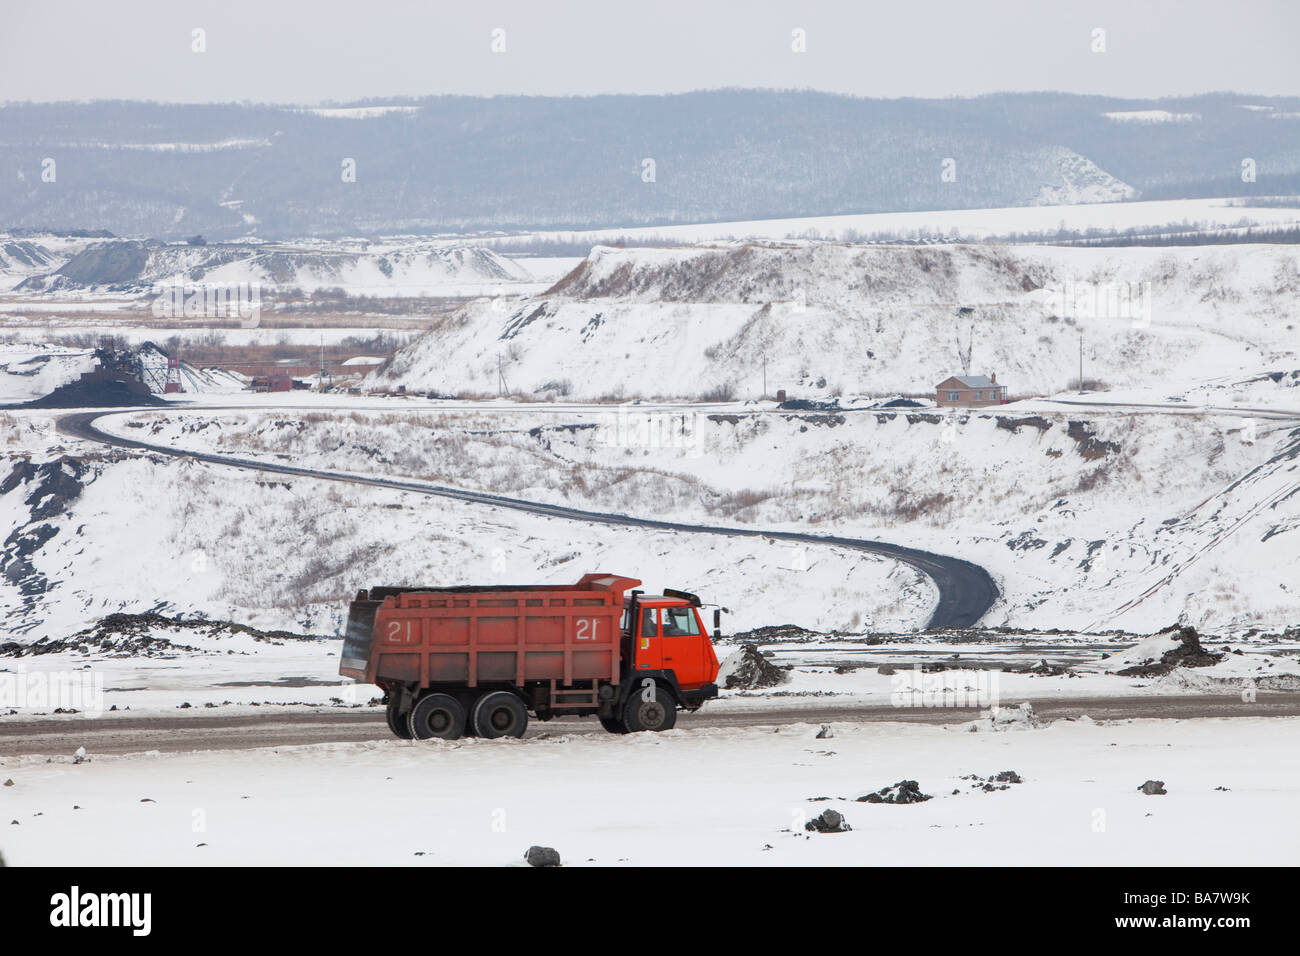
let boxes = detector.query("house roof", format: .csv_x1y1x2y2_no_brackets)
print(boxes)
937,375,999,389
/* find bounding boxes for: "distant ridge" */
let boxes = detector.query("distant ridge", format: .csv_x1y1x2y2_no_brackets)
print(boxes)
2,91,1298,238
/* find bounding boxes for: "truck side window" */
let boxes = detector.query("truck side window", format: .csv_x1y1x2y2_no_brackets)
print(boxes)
640,608,658,637
663,607,700,636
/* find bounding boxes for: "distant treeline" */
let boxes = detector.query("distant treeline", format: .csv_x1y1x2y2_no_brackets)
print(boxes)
1058,225,1300,247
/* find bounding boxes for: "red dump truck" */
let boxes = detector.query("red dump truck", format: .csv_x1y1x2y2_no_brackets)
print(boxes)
340,573,721,739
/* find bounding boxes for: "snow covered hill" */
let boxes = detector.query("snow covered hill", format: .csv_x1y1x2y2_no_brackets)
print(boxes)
0,344,99,403
0,414,934,642
12,238,543,297
375,241,1300,401
79,400,1300,635
1032,147,1135,205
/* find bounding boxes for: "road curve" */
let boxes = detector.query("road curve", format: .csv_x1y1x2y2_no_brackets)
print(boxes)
57,409,999,628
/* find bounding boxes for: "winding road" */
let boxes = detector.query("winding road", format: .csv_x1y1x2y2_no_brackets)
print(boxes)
56,407,999,628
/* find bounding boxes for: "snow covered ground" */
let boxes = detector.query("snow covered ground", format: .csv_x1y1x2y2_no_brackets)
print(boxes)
2,714,1295,865
1,409,935,641
0,344,98,403
88,396,1300,635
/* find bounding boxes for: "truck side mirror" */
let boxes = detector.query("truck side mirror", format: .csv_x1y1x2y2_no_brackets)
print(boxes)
712,608,722,639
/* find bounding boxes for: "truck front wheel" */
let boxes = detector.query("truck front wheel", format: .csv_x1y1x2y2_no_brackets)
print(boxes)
408,693,466,740
622,687,677,733
472,691,529,738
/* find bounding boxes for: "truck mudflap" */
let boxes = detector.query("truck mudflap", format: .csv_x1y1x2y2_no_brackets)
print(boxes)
340,591,380,680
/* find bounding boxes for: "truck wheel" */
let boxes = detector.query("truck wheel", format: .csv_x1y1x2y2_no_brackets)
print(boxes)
622,685,677,733
598,715,627,734
385,698,413,739
471,691,529,738
408,693,466,740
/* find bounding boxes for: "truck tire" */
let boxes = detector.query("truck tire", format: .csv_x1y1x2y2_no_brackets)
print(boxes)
622,685,677,733
598,715,627,734
408,693,466,740
386,698,413,739
471,691,529,738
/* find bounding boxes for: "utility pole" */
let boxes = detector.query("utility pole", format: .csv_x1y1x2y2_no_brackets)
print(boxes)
1078,328,1084,391
762,354,767,399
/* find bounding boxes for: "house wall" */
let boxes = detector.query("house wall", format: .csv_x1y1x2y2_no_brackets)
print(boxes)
935,386,1006,407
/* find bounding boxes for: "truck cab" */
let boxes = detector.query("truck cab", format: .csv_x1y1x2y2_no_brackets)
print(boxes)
622,589,720,707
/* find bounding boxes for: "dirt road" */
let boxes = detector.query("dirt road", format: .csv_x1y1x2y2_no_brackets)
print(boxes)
3,693,1298,757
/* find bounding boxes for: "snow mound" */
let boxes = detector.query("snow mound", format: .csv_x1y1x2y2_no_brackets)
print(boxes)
1084,625,1223,676
718,643,790,689
17,239,537,297
958,702,1042,732
1032,147,1135,205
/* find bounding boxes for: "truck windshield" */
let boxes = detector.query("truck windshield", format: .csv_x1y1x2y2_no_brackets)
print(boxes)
661,606,700,636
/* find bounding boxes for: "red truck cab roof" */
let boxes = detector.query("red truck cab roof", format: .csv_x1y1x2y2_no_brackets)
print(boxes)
626,594,690,606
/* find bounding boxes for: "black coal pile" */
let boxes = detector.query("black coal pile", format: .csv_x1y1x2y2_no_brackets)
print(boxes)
857,780,932,804
22,378,166,409
778,398,840,411
0,612,327,658
720,643,790,689
960,770,1023,792
727,624,819,643
1117,625,1223,676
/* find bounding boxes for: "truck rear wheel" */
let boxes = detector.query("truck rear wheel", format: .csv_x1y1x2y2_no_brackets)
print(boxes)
408,693,466,740
385,698,413,739
598,715,627,734
622,686,677,733
471,691,529,738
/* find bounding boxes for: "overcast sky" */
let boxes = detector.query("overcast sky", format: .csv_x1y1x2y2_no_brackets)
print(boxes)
3,0,1298,103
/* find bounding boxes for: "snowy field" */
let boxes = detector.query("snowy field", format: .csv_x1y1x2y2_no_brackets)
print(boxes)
508,197,1300,246
2,715,1296,866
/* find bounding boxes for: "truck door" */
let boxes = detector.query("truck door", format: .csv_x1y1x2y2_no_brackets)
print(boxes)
658,604,709,687
635,607,662,670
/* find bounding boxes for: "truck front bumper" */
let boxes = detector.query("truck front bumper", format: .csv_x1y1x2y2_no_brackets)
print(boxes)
681,682,719,709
